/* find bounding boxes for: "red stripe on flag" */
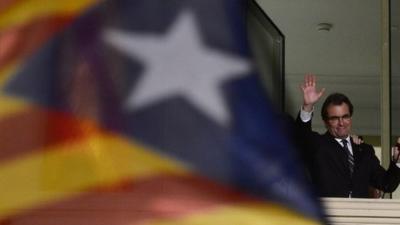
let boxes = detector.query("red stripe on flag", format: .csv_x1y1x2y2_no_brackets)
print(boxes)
0,108,103,162
0,0,21,14
1,175,257,225
0,16,73,69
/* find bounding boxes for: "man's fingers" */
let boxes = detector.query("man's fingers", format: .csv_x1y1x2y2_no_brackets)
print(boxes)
351,134,363,145
303,74,317,88
318,87,326,98
304,74,314,85
393,146,400,162
306,74,315,86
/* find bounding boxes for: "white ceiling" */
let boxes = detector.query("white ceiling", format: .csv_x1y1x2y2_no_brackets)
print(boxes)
256,0,381,76
255,0,399,136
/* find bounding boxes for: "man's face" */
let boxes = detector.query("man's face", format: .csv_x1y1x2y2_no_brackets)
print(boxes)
324,103,352,139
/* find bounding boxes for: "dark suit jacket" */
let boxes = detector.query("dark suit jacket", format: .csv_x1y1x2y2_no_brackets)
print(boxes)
295,114,400,198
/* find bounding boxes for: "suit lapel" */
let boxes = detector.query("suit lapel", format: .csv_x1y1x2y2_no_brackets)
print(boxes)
351,140,363,172
323,132,351,177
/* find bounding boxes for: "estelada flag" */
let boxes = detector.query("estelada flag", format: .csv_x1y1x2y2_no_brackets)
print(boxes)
0,0,324,224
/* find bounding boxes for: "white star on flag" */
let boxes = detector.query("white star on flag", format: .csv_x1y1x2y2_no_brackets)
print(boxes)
103,10,251,125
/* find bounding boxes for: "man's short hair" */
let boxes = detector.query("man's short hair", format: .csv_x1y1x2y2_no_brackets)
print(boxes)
321,93,353,121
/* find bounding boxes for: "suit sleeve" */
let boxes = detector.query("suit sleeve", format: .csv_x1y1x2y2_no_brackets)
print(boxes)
294,112,320,160
367,145,400,192
296,112,312,132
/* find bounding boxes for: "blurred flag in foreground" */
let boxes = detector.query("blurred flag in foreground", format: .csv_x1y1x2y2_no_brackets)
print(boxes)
0,0,324,224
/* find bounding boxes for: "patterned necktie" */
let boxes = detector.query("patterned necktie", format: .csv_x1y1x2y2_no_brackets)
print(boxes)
341,139,354,175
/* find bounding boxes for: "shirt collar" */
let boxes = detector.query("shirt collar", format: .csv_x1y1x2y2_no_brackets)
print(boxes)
335,136,350,145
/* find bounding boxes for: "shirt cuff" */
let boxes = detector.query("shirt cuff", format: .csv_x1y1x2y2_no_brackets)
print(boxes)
300,106,313,122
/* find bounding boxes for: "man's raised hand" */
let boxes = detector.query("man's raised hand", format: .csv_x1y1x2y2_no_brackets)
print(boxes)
301,74,325,112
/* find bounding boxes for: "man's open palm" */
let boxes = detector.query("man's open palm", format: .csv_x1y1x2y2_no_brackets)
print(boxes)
301,74,325,107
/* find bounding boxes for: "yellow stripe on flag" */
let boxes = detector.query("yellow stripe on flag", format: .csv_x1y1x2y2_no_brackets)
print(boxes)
0,61,19,88
149,202,321,225
0,134,188,219
0,0,99,32
0,95,31,119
